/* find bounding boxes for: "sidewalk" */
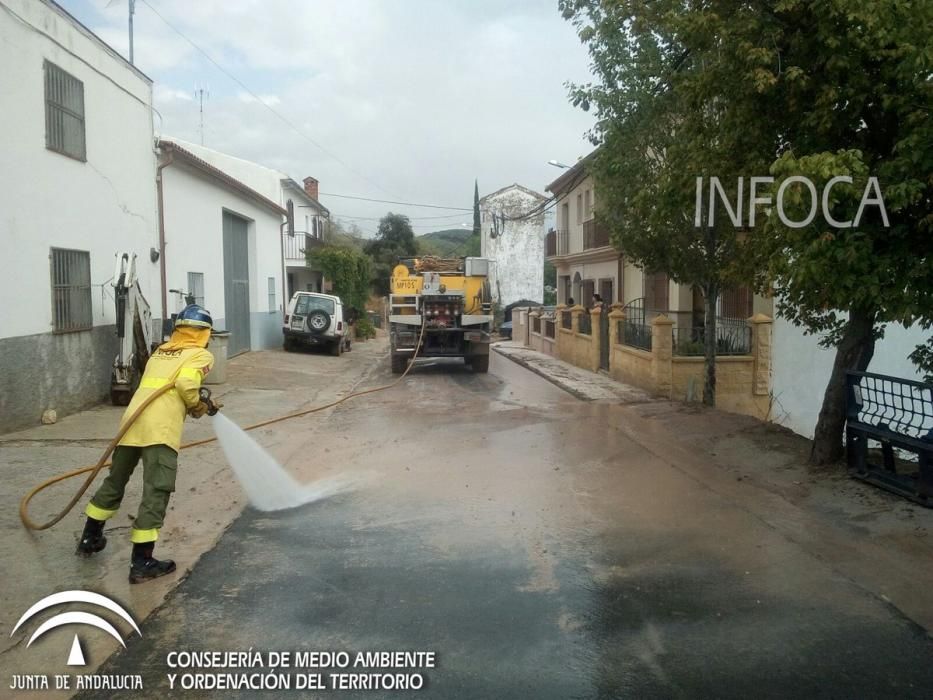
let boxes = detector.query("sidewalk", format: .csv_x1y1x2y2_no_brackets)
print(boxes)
493,341,652,402
494,340,933,634
0,337,388,687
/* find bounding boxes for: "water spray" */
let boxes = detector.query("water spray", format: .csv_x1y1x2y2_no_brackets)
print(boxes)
19,322,426,530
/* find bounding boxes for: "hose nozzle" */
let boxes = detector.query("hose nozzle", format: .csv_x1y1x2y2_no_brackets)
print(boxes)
198,387,220,416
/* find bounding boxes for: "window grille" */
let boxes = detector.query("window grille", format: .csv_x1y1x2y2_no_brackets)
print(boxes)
44,61,86,161
50,248,92,332
268,277,276,311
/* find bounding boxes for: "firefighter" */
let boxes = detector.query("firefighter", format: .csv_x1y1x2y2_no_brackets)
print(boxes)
76,304,221,584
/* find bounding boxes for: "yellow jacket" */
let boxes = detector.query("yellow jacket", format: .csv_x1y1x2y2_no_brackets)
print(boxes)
118,333,214,452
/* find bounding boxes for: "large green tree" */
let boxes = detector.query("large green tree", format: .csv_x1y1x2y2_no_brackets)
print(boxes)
473,180,481,238
365,213,418,295
562,0,932,463
307,246,372,315
745,0,933,464
560,0,781,405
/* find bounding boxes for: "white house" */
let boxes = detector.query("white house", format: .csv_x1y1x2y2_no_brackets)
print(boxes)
771,318,929,439
161,138,330,303
157,140,286,356
0,0,160,432
480,184,547,307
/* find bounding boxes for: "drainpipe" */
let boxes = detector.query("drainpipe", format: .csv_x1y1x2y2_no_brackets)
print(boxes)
156,147,174,324
280,220,287,320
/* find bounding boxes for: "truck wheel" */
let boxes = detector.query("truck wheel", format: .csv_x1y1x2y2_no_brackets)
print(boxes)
330,339,342,356
391,354,408,374
471,355,489,373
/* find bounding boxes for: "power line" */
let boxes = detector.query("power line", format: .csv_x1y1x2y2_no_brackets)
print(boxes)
320,192,472,211
333,212,467,221
136,0,395,198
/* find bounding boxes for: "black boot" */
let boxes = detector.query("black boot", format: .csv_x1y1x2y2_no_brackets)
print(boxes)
128,542,176,584
75,517,107,557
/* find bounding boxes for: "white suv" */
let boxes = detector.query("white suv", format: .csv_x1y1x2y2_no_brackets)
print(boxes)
283,292,350,356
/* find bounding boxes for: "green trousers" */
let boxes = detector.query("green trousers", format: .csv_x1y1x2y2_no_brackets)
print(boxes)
86,444,178,543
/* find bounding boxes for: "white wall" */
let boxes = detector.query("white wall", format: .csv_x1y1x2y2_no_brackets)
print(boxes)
481,186,546,306
161,162,283,349
558,174,594,254
0,0,159,339
771,315,929,438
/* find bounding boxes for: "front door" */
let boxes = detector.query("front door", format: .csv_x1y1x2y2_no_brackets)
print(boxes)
222,212,251,356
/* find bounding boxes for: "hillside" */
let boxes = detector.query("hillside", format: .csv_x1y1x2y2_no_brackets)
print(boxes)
418,228,478,257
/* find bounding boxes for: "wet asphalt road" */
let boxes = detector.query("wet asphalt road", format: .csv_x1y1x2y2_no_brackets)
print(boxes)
82,352,933,699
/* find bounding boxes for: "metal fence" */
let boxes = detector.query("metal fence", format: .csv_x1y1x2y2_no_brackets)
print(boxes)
561,310,573,330
619,320,652,350
544,319,555,339
531,315,541,334
578,312,592,335
845,370,933,505
672,318,751,356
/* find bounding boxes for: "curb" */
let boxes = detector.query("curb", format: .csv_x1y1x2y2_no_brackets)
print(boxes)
492,345,591,401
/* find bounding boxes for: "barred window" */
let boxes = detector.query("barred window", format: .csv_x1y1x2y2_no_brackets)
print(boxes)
50,248,92,332
268,277,276,312
44,61,86,161
187,272,205,307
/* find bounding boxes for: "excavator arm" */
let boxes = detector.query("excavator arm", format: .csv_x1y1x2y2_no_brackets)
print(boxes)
110,252,154,405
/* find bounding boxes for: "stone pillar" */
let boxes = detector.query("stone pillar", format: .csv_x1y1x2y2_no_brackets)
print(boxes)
554,304,567,358
651,314,674,398
589,305,602,372
608,306,624,346
570,305,585,369
749,313,773,396
570,304,584,333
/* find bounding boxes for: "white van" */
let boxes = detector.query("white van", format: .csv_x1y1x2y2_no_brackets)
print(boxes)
283,291,350,356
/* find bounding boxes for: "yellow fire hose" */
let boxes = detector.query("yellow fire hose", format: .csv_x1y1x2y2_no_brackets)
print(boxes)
20,322,427,531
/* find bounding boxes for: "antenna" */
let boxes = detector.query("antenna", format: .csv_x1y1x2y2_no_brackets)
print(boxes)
195,84,210,145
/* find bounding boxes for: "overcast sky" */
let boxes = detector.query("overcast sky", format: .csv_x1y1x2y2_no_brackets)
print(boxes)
59,0,595,236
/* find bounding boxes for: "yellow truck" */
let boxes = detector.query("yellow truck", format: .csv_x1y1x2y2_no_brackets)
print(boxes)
389,257,494,373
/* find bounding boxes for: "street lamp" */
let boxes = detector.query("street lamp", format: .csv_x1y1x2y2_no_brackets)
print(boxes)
547,160,571,169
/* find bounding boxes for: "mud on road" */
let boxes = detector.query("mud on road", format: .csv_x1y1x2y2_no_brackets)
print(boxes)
78,351,933,699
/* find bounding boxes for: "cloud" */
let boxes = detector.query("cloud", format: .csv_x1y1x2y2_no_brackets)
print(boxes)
61,0,595,227
154,85,194,102
237,92,281,106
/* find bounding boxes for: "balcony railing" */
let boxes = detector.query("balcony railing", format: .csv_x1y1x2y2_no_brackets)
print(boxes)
546,229,570,257
583,218,611,249
283,232,324,261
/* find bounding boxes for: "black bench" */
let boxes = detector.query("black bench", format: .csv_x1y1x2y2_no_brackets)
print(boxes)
845,370,933,506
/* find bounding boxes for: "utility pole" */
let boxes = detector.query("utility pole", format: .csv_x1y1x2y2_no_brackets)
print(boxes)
107,0,136,63
195,85,210,145
128,0,135,64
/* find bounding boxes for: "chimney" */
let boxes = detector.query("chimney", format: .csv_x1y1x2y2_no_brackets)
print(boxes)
303,176,319,200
